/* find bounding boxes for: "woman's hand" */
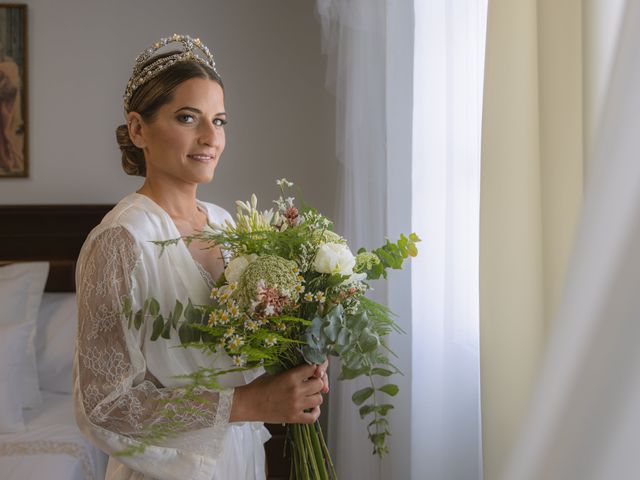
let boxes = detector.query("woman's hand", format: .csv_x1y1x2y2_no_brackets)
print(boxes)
313,358,329,394
230,363,326,424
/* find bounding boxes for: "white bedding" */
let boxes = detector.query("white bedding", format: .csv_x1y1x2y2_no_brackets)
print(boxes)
0,391,107,480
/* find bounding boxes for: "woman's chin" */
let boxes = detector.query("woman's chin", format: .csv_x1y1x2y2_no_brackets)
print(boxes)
195,168,216,184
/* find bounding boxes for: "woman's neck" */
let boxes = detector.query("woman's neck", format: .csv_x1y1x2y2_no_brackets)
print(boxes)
136,178,201,224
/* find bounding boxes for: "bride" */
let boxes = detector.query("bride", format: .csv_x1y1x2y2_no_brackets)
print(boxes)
73,34,328,480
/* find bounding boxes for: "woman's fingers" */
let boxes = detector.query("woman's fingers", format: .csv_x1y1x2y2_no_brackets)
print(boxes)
320,371,329,393
302,392,323,410
299,376,324,396
290,363,318,382
296,405,321,424
312,359,329,378
239,363,330,424
312,359,330,394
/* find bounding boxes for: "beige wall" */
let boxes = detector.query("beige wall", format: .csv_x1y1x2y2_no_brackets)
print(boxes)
480,0,583,478
0,0,337,221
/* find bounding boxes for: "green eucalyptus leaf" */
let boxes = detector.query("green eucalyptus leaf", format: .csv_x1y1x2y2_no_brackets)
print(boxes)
142,298,152,316
148,298,160,316
352,387,374,406
359,405,376,418
376,404,394,415
371,367,394,377
370,433,387,447
305,330,319,349
378,384,399,396
301,345,326,365
150,314,164,341
346,311,368,333
344,353,364,370
323,320,340,342
161,315,173,340
359,328,379,353
398,234,408,252
326,303,345,322
309,315,323,337
133,310,143,330
172,300,183,328
336,327,351,347
338,366,367,380
368,417,390,429
305,315,325,350
178,322,194,344
185,300,201,324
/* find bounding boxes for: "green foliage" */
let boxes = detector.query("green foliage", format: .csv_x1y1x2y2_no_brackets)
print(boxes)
295,301,404,458
378,384,399,396
120,180,419,462
357,233,421,280
352,387,374,405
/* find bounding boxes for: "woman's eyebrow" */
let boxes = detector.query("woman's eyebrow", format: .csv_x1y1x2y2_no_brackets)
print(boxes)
174,106,227,116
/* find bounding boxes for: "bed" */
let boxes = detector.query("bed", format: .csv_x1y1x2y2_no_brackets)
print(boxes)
0,204,290,480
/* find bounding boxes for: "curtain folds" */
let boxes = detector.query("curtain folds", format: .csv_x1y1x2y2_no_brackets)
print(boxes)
505,1,640,478
317,1,487,479
315,1,387,478
410,1,486,479
479,0,583,477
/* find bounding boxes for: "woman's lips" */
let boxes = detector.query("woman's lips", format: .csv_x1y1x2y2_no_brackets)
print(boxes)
187,154,215,163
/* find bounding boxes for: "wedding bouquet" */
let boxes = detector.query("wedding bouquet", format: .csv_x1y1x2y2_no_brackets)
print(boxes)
122,179,419,479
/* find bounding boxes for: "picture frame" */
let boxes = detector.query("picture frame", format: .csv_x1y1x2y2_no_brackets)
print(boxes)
0,4,26,178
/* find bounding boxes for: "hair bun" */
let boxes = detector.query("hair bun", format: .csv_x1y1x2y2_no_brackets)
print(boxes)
116,124,146,177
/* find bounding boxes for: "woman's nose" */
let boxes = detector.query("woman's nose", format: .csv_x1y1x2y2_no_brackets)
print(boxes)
198,122,223,147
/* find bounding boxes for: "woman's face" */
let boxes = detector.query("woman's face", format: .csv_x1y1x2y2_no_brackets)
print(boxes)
132,77,227,185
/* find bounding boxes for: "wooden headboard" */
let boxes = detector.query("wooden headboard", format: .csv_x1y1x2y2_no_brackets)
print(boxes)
0,203,291,479
0,205,113,291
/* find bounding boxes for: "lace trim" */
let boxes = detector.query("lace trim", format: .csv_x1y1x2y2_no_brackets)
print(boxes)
211,389,234,451
194,259,216,289
0,440,94,480
75,224,232,458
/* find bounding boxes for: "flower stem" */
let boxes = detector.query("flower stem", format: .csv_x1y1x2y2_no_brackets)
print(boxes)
301,423,322,479
308,421,329,479
316,421,337,479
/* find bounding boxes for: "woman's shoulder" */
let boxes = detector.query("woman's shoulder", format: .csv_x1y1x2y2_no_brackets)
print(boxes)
88,193,170,243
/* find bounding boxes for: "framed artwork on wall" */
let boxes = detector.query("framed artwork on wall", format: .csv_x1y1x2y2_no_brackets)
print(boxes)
0,4,26,178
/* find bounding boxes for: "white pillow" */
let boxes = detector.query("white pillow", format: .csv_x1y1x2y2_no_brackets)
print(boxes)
0,262,49,408
0,321,33,432
35,293,77,393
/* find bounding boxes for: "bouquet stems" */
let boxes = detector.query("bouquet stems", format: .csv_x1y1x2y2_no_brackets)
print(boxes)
287,421,337,479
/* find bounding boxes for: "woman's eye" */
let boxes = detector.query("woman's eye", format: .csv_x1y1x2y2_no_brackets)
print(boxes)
213,118,227,127
177,114,195,123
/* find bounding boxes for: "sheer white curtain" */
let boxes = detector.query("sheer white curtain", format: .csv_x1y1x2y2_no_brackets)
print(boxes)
505,2,640,478
409,1,486,479
315,1,387,478
316,1,487,479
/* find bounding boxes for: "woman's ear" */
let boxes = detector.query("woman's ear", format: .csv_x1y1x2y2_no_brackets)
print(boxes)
126,112,146,149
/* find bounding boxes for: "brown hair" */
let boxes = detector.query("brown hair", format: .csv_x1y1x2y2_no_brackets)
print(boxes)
116,52,224,177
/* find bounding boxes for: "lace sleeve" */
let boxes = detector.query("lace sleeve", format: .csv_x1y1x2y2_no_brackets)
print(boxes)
74,225,232,480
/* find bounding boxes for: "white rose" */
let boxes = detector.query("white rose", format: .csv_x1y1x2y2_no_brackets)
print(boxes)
313,242,356,276
224,254,257,283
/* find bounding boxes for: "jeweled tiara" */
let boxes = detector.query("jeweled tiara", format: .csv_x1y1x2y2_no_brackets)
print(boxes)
123,33,219,110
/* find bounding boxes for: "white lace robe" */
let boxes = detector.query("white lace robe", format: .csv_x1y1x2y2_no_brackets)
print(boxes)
73,193,271,480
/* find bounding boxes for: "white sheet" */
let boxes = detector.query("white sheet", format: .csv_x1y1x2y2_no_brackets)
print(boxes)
0,391,107,480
